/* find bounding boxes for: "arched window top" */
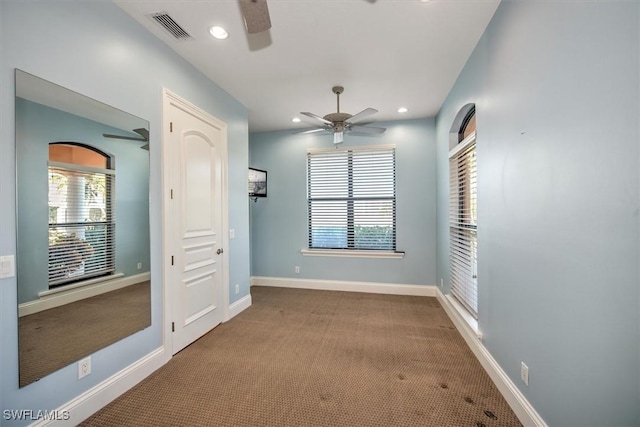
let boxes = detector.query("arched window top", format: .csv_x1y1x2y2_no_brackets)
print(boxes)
459,106,476,142
49,142,113,169
449,103,476,150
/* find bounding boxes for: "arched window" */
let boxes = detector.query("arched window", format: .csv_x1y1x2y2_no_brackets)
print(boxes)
48,143,115,287
449,106,478,317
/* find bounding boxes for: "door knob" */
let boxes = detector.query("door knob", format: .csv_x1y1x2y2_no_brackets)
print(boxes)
217,248,224,255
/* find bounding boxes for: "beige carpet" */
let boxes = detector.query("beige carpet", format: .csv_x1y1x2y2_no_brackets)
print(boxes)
19,281,151,387
82,286,522,427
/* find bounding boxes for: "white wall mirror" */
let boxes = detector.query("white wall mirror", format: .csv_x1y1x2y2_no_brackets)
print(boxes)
15,69,152,387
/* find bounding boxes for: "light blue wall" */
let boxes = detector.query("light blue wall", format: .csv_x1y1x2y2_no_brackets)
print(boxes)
436,2,639,426
16,98,151,304
250,119,437,285
1,1,249,424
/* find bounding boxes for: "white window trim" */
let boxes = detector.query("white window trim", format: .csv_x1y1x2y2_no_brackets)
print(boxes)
448,130,476,159
301,249,405,259
307,143,397,154
38,272,125,297
445,293,482,340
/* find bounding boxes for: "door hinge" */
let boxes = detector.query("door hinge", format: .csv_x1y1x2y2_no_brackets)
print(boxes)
171,322,175,332
170,122,173,132
171,255,174,266
170,189,174,199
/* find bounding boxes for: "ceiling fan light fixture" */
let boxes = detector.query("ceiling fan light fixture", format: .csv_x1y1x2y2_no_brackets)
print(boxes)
209,26,229,40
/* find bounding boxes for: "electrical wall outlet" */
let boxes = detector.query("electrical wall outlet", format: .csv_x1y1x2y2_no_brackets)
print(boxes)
137,262,142,270
78,357,91,379
0,255,16,279
295,266,300,274
440,278,443,287
235,284,240,295
521,362,529,386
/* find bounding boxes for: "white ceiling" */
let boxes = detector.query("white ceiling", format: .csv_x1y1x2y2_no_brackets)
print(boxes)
115,0,499,133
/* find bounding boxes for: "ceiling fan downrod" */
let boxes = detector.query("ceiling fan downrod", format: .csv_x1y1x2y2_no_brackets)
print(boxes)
333,85,343,113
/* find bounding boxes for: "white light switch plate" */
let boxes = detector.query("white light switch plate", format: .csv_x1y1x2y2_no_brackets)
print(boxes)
229,229,235,239
0,255,16,279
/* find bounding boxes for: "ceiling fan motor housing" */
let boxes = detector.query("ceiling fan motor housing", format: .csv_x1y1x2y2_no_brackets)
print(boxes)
323,112,352,132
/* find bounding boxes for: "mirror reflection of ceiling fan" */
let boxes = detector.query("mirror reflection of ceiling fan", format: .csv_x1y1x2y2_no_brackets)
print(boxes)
298,86,386,144
103,128,150,150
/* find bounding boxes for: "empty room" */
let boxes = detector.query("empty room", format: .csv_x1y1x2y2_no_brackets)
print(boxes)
0,1,638,426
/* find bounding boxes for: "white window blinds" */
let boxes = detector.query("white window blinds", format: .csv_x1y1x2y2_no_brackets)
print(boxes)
449,134,478,317
307,146,396,251
48,164,115,286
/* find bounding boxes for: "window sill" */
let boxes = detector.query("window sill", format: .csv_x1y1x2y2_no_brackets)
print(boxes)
300,249,405,259
39,273,124,297
445,293,482,340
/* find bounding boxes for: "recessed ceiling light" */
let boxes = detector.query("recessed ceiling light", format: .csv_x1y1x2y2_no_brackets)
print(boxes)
397,107,408,113
209,26,228,40
292,117,301,123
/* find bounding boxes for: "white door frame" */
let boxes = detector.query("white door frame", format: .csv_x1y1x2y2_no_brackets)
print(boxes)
161,88,230,355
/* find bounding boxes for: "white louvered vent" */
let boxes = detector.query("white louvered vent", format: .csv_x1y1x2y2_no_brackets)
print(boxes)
148,12,193,40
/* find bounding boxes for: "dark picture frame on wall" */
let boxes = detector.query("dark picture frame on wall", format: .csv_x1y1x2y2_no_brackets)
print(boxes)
248,167,267,198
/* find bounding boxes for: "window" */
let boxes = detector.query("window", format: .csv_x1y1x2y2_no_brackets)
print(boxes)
307,145,396,251
449,107,478,318
48,143,115,288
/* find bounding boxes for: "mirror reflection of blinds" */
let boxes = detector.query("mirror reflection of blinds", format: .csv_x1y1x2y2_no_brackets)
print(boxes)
307,146,396,251
449,134,478,318
48,164,115,287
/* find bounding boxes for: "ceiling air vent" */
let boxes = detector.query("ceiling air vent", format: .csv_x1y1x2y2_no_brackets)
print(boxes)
148,11,192,40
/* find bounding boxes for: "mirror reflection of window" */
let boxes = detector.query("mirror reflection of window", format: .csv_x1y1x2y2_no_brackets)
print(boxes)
47,143,115,288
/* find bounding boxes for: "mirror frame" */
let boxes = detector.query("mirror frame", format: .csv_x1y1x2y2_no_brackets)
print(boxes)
15,69,152,387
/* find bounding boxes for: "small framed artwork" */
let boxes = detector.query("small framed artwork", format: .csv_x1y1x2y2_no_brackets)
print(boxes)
248,168,267,198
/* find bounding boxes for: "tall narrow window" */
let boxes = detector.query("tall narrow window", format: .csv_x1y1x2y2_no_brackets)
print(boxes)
48,143,115,288
307,145,396,251
449,107,478,317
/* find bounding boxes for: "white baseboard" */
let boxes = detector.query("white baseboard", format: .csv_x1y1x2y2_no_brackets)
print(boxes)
30,347,167,427
435,289,547,427
251,276,437,297
19,272,151,317
226,293,252,321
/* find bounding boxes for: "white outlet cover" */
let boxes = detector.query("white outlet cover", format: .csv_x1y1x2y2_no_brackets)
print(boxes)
78,357,91,379
520,362,529,386
0,255,16,279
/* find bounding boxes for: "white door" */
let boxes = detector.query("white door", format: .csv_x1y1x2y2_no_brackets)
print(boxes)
165,90,228,354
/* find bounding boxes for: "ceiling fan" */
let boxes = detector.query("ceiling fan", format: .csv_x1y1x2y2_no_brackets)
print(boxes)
238,0,272,34
299,86,386,144
103,128,150,150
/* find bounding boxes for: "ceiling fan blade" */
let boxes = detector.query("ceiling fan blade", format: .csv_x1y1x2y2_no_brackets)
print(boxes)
239,0,272,34
345,108,378,124
103,133,148,142
133,128,149,141
333,131,344,144
300,112,332,125
349,125,386,134
294,128,327,135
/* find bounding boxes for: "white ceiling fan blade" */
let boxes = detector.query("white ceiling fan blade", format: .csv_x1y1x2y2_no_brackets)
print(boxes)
300,112,332,125
294,128,327,135
239,0,272,34
333,131,344,144
349,124,386,134
345,107,378,124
